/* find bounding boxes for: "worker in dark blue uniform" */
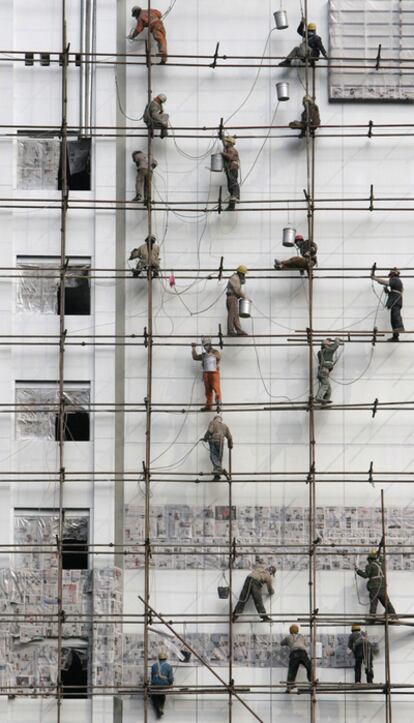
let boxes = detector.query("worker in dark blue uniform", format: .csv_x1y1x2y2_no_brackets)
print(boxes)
150,649,174,718
279,18,328,66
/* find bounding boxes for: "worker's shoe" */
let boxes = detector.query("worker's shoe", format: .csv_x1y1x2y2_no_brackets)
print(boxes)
132,269,141,278
200,405,212,412
160,128,169,138
278,59,291,67
236,330,248,336
274,259,282,269
160,57,167,65
232,613,239,622
132,195,142,202
387,335,399,342
213,474,221,481
260,615,271,622
225,201,236,211
228,330,237,336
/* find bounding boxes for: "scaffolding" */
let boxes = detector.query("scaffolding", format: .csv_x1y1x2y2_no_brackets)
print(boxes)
1,1,414,722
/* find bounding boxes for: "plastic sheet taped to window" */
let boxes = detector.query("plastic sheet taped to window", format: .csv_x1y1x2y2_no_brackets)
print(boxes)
15,514,89,570
15,386,90,440
17,139,60,190
17,262,90,314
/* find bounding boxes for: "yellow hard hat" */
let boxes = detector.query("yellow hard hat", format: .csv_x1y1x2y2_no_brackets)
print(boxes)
225,136,236,145
368,548,378,559
290,624,299,634
308,22,317,30
158,649,168,660
351,624,361,632
237,265,248,274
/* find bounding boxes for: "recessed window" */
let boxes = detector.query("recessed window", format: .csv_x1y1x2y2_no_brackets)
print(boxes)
14,509,89,571
15,381,90,441
61,646,88,698
17,256,91,316
17,137,91,190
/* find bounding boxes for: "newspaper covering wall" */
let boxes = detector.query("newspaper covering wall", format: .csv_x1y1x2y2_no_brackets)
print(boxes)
125,504,414,570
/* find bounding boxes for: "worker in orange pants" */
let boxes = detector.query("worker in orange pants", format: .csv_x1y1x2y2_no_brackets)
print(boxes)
129,6,168,64
191,337,222,412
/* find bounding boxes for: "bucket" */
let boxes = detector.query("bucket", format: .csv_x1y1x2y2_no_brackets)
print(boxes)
274,10,288,29
210,153,224,172
276,81,289,101
217,586,230,599
282,225,296,247
239,298,251,318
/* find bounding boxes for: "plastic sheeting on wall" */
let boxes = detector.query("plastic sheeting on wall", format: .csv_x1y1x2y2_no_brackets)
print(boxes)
14,513,89,570
15,385,90,440
17,139,61,190
16,262,91,314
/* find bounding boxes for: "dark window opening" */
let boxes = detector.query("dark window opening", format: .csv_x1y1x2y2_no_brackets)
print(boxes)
55,411,90,442
58,138,91,191
62,536,88,570
61,649,88,699
57,269,91,316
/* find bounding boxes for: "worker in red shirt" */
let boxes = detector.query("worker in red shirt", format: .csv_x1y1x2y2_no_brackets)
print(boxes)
128,6,168,64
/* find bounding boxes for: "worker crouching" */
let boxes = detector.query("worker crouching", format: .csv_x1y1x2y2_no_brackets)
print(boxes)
232,563,276,622
144,94,169,138
279,18,328,66
129,236,160,278
202,415,232,480
191,337,222,412
289,96,321,138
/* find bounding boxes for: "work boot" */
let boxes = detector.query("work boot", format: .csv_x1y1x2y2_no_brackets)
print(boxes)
225,200,236,211
232,613,239,622
260,615,271,622
160,128,168,138
132,195,142,202
200,405,212,412
274,259,282,269
278,59,291,67
236,330,248,337
387,334,399,342
228,330,237,336
213,474,221,481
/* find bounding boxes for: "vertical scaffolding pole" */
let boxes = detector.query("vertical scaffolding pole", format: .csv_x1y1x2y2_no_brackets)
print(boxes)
381,490,393,723
57,0,69,717
228,449,233,722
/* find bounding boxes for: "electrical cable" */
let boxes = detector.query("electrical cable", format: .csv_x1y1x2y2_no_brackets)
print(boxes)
240,104,280,187
162,0,178,22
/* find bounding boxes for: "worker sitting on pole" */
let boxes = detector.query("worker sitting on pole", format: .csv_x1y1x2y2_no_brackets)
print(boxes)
315,337,343,405
144,94,169,138
289,95,321,138
131,150,158,204
202,415,233,481
221,136,240,211
128,6,168,64
279,17,328,66
355,547,396,618
150,649,174,719
274,234,318,274
129,235,160,278
226,265,249,336
191,337,222,412
347,624,374,684
281,624,313,692
232,563,276,622
371,266,404,342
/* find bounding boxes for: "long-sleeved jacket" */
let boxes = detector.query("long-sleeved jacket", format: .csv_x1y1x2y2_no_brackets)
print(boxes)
192,347,221,371
132,151,158,172
151,660,174,687
221,146,240,172
356,556,386,591
376,276,403,309
204,418,233,447
347,631,370,653
144,99,168,128
226,273,246,299
129,243,160,267
297,239,318,261
317,339,340,370
249,565,274,594
297,20,327,58
134,9,165,37
301,100,321,128
281,633,308,652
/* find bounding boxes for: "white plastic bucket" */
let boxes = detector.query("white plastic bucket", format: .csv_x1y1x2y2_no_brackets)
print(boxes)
276,81,289,101
210,153,224,172
239,298,251,318
274,10,288,29
282,225,296,247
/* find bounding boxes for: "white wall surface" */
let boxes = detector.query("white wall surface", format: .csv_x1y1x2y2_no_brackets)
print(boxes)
0,0,413,721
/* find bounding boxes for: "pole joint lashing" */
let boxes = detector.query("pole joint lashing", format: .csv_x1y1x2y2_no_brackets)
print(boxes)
375,44,382,71
371,326,378,347
231,537,237,563
306,462,315,484
143,326,148,348
218,117,224,140
218,186,223,214
368,460,375,487
372,397,379,418
218,324,224,349
370,261,377,279
209,42,220,69
144,396,149,412
217,256,224,280
368,120,374,138
145,537,152,560
369,184,374,212
306,327,312,344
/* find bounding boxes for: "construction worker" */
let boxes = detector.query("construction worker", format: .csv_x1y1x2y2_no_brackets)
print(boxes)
355,549,396,617
289,96,321,138
347,625,374,684
129,235,160,278
202,415,233,480
226,266,249,336
131,150,158,203
279,18,328,66
221,136,240,211
150,649,173,719
274,234,318,274
191,337,221,412
232,563,276,622
128,6,168,64
143,94,169,138
281,624,312,692
315,337,343,404
372,267,404,342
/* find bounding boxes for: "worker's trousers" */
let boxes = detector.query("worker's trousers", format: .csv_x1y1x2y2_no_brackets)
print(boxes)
280,257,315,271
390,304,404,333
151,692,166,719
287,650,312,685
287,43,312,62
209,440,223,473
369,588,396,616
225,168,240,201
226,295,243,334
354,644,373,683
135,169,149,201
150,27,168,63
203,371,221,409
315,367,331,402
233,577,266,616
